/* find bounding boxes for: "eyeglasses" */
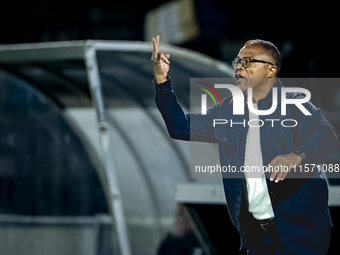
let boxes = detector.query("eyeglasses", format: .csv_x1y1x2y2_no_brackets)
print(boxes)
232,57,274,69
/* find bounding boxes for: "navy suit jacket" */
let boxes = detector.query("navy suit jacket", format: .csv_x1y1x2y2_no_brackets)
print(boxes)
154,77,339,252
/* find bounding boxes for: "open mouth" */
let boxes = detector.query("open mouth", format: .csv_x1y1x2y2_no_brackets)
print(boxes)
235,74,246,83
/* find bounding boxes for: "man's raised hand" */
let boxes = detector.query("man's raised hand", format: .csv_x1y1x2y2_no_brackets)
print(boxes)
151,35,170,84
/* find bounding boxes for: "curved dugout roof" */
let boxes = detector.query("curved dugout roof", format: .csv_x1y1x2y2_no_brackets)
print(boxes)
0,40,235,255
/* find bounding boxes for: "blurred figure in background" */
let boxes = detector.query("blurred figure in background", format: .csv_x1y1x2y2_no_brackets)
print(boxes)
157,204,205,255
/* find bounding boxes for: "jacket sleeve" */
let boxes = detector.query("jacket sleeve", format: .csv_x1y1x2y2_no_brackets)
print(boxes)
154,76,219,143
288,94,339,164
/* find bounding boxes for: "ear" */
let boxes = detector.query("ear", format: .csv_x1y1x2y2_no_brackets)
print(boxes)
268,66,278,78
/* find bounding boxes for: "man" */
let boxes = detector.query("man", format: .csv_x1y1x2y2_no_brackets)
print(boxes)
151,35,338,254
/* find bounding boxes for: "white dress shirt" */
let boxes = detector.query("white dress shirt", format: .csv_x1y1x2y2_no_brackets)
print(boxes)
243,103,275,220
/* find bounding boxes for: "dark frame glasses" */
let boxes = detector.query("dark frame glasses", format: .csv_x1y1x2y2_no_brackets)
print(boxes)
232,57,274,69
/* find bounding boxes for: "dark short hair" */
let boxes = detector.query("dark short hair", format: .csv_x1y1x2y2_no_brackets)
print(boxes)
244,39,281,76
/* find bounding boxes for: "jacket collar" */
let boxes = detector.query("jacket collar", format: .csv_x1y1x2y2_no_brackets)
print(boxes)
257,78,283,107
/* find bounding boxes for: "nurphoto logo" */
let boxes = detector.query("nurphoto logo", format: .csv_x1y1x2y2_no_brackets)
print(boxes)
197,82,311,128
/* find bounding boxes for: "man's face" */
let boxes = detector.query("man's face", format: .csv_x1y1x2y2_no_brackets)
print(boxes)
235,44,275,90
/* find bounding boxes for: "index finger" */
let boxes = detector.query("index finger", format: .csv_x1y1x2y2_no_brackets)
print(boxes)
156,35,160,51
152,38,158,59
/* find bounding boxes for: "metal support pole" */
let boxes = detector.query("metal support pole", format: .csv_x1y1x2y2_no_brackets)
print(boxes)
84,44,131,255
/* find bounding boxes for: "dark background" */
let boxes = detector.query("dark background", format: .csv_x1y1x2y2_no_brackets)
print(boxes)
0,0,337,78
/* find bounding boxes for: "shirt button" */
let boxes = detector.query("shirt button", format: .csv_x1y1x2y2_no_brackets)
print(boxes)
236,193,240,197
241,140,245,144
223,137,228,142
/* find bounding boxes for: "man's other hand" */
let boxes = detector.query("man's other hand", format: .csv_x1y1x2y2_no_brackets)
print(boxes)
267,153,302,183
151,35,170,84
